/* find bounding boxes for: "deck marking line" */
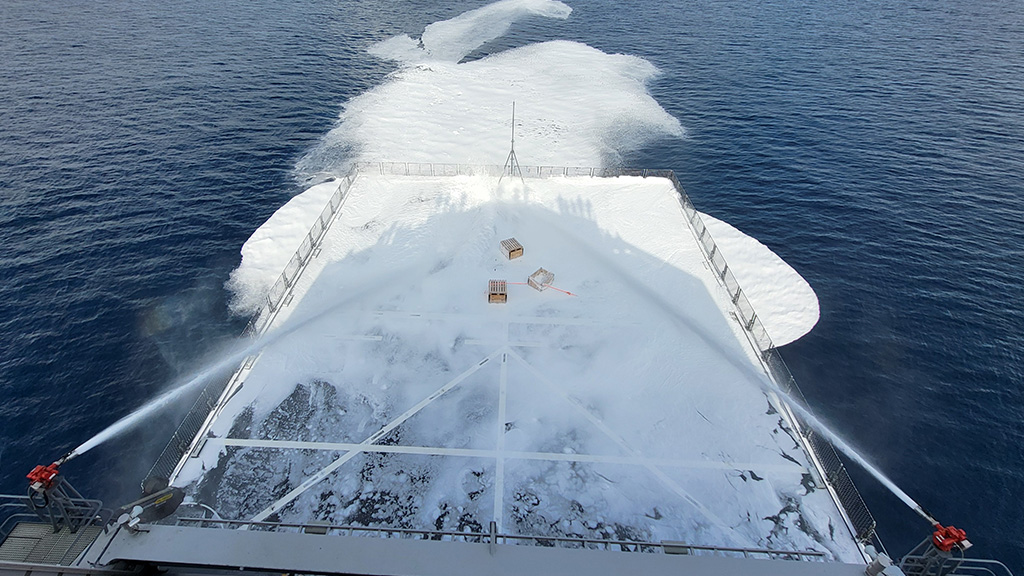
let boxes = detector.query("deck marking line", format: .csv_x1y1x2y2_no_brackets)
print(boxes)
493,348,509,532
464,339,546,348
370,309,624,327
214,438,805,474
328,334,384,342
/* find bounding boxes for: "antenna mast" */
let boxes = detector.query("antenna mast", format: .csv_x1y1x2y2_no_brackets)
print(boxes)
500,102,524,184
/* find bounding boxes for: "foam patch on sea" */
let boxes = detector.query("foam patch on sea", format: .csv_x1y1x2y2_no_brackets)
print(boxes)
701,213,819,346
294,0,682,172
228,0,820,346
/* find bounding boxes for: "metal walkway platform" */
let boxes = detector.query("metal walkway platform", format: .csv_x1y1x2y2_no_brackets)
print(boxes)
0,522,102,565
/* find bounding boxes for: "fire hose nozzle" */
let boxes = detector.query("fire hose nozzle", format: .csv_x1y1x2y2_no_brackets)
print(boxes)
916,505,940,526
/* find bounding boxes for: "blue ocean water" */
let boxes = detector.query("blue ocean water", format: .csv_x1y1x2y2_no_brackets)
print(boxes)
1,0,1021,570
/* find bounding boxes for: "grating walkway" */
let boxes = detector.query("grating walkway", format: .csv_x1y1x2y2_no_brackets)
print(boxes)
0,522,102,565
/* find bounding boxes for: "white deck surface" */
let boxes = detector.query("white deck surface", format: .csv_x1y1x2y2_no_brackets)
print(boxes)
175,173,861,561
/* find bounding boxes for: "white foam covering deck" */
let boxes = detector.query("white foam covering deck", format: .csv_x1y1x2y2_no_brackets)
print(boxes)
174,173,862,561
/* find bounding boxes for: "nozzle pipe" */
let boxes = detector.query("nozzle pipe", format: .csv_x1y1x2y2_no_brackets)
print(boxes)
54,450,78,466
914,504,940,526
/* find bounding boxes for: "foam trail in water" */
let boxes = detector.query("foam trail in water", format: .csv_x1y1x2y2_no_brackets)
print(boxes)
295,15,682,176
370,0,572,64
68,267,413,460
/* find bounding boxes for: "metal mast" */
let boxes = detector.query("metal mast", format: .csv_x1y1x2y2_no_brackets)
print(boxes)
500,102,524,184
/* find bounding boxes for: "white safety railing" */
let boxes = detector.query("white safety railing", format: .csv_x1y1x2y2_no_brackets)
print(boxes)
174,517,827,561
242,172,356,337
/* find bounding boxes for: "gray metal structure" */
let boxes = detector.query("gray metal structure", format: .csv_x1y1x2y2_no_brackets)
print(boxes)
83,522,868,576
0,510,1014,576
4,489,866,575
0,493,109,571
897,537,1014,576
0,483,1013,576
2,513,870,576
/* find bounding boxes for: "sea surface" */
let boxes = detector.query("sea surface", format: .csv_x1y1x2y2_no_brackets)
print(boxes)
1,0,1022,570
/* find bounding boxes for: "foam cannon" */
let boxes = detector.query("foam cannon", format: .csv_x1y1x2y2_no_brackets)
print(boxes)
864,523,972,576
930,523,971,553
871,519,973,576
26,451,76,496
913,504,971,553
25,453,101,534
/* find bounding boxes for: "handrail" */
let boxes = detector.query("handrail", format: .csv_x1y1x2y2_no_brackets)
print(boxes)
0,560,135,576
173,516,826,561
148,161,875,546
897,537,1015,576
242,171,355,338
900,554,1015,576
0,495,108,540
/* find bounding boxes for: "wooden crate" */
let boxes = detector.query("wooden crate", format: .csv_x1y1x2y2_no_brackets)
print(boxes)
500,238,524,260
488,279,507,303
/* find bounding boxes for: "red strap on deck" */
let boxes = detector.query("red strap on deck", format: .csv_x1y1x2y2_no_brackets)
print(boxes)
507,282,577,296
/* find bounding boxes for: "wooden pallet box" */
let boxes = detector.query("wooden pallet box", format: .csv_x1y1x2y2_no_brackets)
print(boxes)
488,279,508,303
500,238,524,260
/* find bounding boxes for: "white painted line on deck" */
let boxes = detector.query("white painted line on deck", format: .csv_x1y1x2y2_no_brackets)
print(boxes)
464,339,546,348
493,350,509,532
370,309,626,327
213,439,805,475
328,334,384,342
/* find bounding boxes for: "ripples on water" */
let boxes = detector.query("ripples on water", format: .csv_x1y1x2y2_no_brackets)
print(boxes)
1,0,1021,569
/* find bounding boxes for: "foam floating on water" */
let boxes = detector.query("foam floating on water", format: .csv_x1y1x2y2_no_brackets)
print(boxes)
370,0,573,65
699,213,819,346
